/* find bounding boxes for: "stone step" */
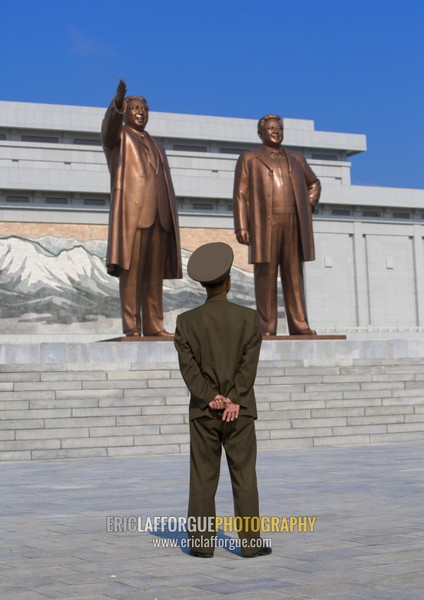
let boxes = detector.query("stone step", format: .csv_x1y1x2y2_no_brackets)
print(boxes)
0,341,424,460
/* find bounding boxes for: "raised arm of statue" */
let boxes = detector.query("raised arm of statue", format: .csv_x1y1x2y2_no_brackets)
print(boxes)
101,78,127,150
114,78,127,112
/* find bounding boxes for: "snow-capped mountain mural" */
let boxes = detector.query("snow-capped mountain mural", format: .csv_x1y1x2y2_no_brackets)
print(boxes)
0,236,119,323
0,236,264,336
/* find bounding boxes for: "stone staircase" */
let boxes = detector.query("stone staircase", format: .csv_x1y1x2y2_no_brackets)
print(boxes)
0,339,423,460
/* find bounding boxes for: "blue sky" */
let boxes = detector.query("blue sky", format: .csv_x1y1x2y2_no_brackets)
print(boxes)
1,0,423,189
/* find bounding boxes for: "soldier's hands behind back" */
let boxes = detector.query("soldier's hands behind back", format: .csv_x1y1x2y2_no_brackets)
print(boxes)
222,401,239,422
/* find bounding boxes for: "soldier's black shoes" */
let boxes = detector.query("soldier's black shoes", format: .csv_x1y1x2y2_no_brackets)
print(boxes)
242,546,272,558
189,550,214,558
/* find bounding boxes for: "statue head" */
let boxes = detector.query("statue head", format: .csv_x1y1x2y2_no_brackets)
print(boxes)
257,114,284,148
124,96,149,131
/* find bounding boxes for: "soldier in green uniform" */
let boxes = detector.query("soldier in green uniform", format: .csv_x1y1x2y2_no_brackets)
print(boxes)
174,242,272,558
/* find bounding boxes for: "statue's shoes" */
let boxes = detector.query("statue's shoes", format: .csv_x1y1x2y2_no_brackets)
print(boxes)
125,328,141,337
146,330,173,338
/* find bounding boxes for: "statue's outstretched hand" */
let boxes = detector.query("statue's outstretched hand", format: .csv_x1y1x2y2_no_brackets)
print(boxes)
114,78,127,109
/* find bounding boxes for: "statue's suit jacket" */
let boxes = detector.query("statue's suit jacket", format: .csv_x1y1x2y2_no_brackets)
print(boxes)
233,145,321,263
174,295,261,421
101,100,182,279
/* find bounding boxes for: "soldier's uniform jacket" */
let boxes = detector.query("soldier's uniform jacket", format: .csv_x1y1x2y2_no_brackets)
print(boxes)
174,295,261,421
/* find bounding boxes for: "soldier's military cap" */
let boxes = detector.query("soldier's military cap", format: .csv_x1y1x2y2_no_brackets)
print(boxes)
187,242,234,285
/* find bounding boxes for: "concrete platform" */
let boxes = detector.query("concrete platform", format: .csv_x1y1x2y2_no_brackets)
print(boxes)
102,335,347,342
1,442,423,599
1,337,424,364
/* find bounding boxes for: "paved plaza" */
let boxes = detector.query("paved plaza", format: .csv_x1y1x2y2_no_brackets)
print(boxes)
1,442,423,599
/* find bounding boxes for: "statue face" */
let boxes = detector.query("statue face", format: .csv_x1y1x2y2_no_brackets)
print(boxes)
259,119,284,148
125,99,149,131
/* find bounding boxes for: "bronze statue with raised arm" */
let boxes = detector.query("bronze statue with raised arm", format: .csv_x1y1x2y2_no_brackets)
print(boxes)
101,79,182,337
233,114,321,336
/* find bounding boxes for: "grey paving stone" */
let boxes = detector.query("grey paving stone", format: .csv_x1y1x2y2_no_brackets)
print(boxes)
41,371,106,382
1,443,424,599
0,372,40,382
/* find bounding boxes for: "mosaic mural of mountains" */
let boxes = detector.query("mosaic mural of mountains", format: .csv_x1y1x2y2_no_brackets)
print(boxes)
0,236,257,325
